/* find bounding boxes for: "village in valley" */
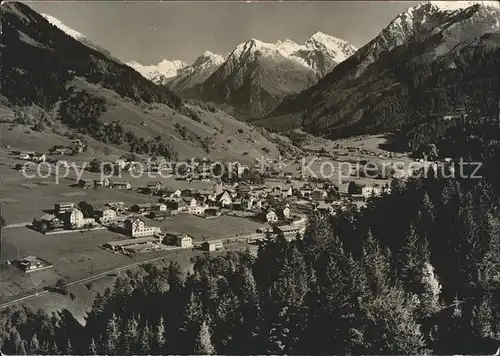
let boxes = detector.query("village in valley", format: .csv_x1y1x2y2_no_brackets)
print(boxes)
0,133,440,311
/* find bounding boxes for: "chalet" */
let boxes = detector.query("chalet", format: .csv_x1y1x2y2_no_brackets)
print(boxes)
115,159,127,169
76,179,93,189
71,139,85,153
96,208,117,224
182,197,198,209
202,240,224,252
152,203,167,212
213,182,224,196
361,185,383,199
146,182,163,193
276,206,291,220
316,202,335,215
181,189,194,197
32,153,46,163
18,153,31,160
130,203,153,214
274,224,303,238
350,194,366,202
215,191,232,207
124,216,160,238
51,147,70,155
111,181,131,190
188,205,207,215
55,202,75,214
262,208,278,223
32,214,64,232
163,231,190,245
105,201,126,212
310,189,328,201
174,234,193,248
165,198,186,211
193,195,208,206
161,188,182,199
148,210,177,221
93,178,111,187
204,207,221,217
299,185,314,198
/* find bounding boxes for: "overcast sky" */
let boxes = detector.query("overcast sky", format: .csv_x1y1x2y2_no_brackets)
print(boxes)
29,1,420,65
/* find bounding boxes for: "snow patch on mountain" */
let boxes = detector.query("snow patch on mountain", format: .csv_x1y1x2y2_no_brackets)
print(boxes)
41,13,85,40
128,59,188,82
226,32,357,76
429,1,500,11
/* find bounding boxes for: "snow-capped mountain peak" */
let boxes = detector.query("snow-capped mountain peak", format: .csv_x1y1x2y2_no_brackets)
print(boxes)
192,51,225,67
275,39,302,56
304,31,358,62
127,59,188,83
225,32,357,75
429,1,500,11
41,13,85,40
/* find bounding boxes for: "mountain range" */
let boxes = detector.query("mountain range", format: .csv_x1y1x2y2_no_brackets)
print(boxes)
261,0,500,138
127,33,357,119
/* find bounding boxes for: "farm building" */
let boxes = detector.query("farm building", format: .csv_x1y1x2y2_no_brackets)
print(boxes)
202,240,224,252
130,203,153,214
111,181,131,190
32,214,64,232
274,224,304,239
18,256,53,273
103,236,161,252
148,210,177,221
163,232,193,246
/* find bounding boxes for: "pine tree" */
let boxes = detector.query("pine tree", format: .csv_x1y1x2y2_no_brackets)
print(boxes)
28,333,40,354
167,261,184,293
152,316,167,353
138,323,151,354
119,315,139,354
193,318,215,355
51,340,59,355
104,312,121,355
419,262,442,318
65,338,72,354
363,287,427,354
17,340,27,355
362,230,392,296
88,338,98,355
398,224,430,295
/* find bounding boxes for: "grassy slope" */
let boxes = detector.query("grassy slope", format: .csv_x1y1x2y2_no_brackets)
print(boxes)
72,79,281,163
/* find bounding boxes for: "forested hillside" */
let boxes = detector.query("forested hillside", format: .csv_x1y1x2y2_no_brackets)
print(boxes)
262,3,500,138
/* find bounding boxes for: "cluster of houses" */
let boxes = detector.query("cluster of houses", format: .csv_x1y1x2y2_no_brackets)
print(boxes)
12,150,46,163
32,202,98,232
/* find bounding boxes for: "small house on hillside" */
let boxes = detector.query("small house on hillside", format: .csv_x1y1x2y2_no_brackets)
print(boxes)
202,240,224,252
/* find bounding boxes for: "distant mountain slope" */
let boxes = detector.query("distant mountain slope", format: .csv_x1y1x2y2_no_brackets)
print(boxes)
164,51,226,92
0,1,281,161
191,32,357,119
127,59,188,84
41,13,114,58
263,1,500,137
